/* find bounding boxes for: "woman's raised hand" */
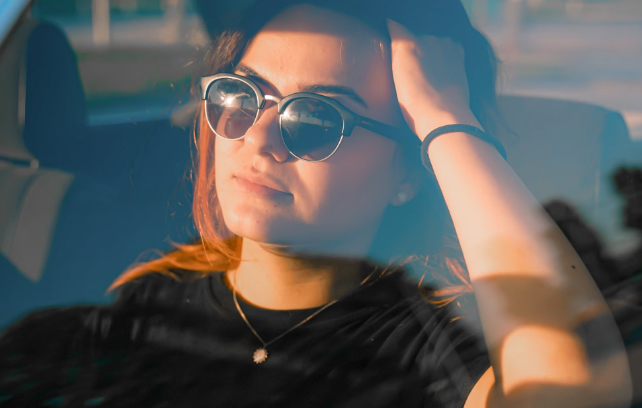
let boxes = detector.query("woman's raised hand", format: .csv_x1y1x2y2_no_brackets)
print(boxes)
386,19,480,140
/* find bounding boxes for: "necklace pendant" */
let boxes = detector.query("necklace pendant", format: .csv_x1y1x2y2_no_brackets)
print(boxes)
253,348,268,364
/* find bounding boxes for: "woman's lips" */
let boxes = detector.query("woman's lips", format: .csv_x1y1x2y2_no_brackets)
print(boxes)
234,176,292,200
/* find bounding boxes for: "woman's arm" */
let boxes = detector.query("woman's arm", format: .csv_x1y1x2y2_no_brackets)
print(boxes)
430,128,631,408
387,20,632,408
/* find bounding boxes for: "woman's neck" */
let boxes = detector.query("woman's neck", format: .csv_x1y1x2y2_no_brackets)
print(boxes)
225,238,371,310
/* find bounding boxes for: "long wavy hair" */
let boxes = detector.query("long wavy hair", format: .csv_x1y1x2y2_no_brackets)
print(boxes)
110,0,502,306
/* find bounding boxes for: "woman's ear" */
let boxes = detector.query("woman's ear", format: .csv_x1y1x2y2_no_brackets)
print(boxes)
390,149,424,207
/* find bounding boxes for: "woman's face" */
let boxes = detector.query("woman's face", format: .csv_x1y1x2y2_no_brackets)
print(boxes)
214,4,415,256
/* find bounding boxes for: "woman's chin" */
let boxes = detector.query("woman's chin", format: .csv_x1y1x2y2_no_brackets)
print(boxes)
225,218,332,256
223,209,294,245
221,205,374,259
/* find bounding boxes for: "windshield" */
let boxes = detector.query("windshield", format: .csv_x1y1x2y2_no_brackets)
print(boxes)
0,0,640,406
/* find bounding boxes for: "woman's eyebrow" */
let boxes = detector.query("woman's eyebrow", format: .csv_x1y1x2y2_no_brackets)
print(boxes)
234,64,368,110
234,64,271,87
300,85,368,110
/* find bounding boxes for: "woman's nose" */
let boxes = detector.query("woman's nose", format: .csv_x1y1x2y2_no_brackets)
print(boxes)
243,103,290,163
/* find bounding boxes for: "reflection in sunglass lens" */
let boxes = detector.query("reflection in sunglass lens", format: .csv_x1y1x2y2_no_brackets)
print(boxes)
281,98,343,161
205,79,258,139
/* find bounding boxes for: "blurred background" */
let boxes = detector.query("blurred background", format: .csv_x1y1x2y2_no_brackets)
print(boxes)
30,0,208,126
1,0,641,335
30,0,642,139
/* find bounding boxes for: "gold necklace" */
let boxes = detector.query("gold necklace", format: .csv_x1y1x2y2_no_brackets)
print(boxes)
230,265,380,364
232,285,339,364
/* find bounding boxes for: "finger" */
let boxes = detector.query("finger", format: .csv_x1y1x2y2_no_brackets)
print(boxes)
386,18,416,43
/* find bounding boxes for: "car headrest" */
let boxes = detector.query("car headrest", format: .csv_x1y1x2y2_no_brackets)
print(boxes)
0,19,84,283
22,20,87,169
497,95,639,246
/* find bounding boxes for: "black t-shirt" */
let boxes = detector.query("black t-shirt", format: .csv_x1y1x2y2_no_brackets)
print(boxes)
0,267,489,407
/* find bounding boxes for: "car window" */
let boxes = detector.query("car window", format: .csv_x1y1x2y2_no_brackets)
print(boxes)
1,0,641,405
31,0,208,126
0,0,204,327
470,0,642,257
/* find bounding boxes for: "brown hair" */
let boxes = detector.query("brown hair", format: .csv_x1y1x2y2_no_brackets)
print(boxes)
110,0,501,305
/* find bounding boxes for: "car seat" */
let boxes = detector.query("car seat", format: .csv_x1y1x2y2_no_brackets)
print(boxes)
497,95,642,255
0,17,192,327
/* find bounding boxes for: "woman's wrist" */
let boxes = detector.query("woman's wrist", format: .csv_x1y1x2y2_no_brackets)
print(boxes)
408,106,482,141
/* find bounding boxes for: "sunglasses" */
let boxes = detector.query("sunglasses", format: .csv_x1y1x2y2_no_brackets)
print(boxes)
200,73,420,162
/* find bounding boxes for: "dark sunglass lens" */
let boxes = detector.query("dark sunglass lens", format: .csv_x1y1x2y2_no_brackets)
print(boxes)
281,99,343,161
205,79,258,139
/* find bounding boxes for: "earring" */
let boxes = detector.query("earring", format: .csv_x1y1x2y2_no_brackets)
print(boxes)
397,191,409,204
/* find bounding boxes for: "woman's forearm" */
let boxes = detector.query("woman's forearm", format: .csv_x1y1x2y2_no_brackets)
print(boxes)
427,130,632,407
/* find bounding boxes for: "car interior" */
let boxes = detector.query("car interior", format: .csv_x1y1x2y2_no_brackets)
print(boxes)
0,15,194,326
0,3,641,329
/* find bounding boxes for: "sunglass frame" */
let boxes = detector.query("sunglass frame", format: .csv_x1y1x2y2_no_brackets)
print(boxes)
200,73,420,161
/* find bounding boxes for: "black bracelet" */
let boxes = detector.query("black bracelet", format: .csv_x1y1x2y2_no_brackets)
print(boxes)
420,124,508,173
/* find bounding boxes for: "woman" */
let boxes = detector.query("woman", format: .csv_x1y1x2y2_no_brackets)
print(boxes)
0,0,632,407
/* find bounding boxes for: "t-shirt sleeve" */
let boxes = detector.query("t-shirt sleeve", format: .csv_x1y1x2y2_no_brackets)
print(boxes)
412,298,491,408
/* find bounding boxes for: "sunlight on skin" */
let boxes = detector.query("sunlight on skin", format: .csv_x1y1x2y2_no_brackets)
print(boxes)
215,26,404,249
387,19,475,137
428,133,569,282
427,130,633,406
500,325,591,391
213,5,421,309
465,345,632,408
